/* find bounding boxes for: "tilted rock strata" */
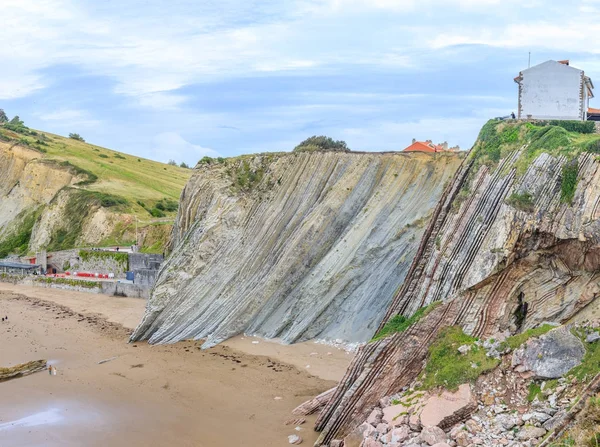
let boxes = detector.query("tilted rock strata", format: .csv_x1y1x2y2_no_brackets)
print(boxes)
131,152,463,347
314,149,600,444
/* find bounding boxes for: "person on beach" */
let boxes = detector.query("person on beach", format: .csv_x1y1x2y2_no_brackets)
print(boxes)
48,365,52,375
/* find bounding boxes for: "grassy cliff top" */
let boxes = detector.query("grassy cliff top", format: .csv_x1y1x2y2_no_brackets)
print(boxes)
0,125,192,220
468,119,600,176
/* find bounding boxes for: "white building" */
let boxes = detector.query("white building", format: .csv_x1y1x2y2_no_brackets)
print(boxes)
514,60,594,121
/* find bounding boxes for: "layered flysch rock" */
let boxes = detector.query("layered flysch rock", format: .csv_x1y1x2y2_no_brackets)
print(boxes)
131,151,463,347
314,123,600,444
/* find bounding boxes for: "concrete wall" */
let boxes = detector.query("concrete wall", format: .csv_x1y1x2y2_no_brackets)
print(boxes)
0,274,149,299
100,282,149,299
129,253,164,270
133,269,158,287
519,61,584,120
129,253,163,287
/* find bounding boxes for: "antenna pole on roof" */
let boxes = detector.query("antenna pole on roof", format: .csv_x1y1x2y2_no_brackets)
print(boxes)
528,52,531,68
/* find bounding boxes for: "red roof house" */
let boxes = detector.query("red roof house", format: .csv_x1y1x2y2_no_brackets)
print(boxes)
403,139,445,153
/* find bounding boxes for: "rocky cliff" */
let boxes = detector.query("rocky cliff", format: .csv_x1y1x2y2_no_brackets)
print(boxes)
313,120,600,445
131,151,463,347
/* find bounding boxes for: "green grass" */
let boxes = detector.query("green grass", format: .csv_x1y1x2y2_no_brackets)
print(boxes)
501,324,555,350
451,120,600,216
468,120,600,178
569,330,600,382
527,382,543,402
372,302,441,342
561,161,579,204
420,326,500,390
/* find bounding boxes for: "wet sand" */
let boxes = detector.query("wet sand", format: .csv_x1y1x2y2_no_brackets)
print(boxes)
0,285,350,446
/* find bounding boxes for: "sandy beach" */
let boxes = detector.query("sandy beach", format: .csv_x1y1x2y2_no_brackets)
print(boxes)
0,284,350,446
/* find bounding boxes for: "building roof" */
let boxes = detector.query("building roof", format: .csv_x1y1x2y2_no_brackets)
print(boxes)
514,60,585,84
0,261,40,269
403,141,444,153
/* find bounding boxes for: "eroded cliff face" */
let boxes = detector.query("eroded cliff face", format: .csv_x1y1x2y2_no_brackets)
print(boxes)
0,142,75,231
131,151,463,347
314,123,600,445
0,141,143,254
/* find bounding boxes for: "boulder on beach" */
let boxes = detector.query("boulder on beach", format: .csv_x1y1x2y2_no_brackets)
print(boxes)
512,327,585,379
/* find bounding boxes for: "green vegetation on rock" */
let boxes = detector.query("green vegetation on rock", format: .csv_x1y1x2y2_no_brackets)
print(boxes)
569,330,600,382
372,302,441,342
79,249,129,270
527,382,543,402
560,161,579,204
0,208,40,258
468,120,600,178
501,324,555,350
228,159,265,191
421,326,500,391
294,136,350,153
46,189,127,252
506,191,535,212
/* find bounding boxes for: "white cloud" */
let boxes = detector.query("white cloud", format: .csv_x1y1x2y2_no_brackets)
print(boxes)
137,92,189,111
34,109,101,128
429,20,600,54
1,0,595,108
151,132,220,166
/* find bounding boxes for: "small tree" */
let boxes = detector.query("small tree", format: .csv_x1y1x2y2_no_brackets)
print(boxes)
167,159,177,166
9,115,24,126
180,161,190,169
4,115,27,133
0,109,8,123
69,133,85,142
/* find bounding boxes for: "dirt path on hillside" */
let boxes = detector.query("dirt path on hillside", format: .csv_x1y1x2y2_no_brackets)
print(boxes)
0,289,345,446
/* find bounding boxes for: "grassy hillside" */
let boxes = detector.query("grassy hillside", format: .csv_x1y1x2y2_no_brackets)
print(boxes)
0,119,192,254
0,124,191,221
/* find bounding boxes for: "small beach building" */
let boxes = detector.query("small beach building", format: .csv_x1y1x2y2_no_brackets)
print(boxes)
514,60,594,121
0,261,41,275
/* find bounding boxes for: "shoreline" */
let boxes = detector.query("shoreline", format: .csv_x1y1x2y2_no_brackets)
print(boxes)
0,284,350,446
0,282,351,382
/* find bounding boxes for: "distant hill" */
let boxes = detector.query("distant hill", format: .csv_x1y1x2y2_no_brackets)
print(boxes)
0,122,192,256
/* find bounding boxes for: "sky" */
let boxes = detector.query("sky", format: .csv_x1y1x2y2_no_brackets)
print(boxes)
1,0,599,165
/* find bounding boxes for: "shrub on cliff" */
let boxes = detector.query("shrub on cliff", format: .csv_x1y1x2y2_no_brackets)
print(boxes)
3,116,29,134
294,136,350,153
69,133,85,142
0,109,8,123
561,161,579,204
372,302,441,342
506,191,535,212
